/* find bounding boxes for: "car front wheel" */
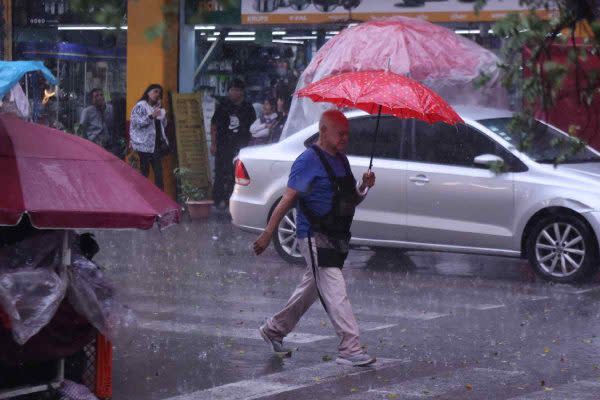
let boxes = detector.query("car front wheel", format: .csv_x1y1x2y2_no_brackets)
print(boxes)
526,214,599,283
272,207,304,264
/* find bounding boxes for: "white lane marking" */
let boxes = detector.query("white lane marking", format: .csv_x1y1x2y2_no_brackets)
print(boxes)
372,310,449,321
507,379,600,400
520,295,550,301
569,287,600,295
126,292,440,322
138,319,331,344
365,323,397,331
137,317,398,344
460,303,505,311
123,288,283,307
162,358,404,400
369,367,525,398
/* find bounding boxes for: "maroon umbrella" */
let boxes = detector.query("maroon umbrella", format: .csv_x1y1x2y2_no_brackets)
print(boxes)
297,69,463,169
0,114,180,229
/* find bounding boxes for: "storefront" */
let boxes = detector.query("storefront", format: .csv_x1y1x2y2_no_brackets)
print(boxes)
9,0,126,137
181,0,550,135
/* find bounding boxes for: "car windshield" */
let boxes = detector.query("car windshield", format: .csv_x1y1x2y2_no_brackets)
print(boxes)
477,117,600,164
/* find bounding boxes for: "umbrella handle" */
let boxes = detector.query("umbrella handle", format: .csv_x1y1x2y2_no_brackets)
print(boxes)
368,105,383,170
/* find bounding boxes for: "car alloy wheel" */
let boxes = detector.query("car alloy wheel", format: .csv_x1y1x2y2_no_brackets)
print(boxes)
535,222,585,278
276,208,303,260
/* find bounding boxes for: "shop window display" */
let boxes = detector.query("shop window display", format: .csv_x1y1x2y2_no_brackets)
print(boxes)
196,40,304,146
10,1,127,156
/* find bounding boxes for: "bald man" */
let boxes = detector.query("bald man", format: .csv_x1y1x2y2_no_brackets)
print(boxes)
253,110,376,366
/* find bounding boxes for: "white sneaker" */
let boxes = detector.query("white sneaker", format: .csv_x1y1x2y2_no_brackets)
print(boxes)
335,352,376,366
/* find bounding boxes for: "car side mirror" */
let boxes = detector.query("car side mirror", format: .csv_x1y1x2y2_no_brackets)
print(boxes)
474,154,505,170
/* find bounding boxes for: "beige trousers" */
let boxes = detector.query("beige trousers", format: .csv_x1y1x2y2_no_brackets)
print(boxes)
264,238,362,357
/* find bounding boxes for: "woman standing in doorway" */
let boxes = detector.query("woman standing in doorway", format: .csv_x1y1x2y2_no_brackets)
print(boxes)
130,84,169,190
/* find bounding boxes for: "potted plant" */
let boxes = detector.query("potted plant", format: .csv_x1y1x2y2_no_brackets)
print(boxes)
173,167,213,219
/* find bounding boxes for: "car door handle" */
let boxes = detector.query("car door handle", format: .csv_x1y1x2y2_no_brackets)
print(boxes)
409,175,430,184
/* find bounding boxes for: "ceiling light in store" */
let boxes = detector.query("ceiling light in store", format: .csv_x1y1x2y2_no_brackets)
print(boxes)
200,32,206,36
213,32,221,35
207,37,218,41
273,39,303,45
454,29,495,35
57,25,126,30
454,29,480,34
347,23,359,28
325,36,335,40
228,31,256,36
283,36,317,40
326,31,339,35
311,31,317,34
224,37,255,41
195,25,216,30
272,31,286,36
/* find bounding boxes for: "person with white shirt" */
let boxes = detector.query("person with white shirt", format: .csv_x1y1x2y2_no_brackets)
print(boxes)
129,84,169,190
249,98,278,145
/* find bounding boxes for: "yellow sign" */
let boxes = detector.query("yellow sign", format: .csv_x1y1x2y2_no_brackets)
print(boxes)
172,92,211,192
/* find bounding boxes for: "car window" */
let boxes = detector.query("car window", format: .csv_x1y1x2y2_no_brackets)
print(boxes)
304,116,407,160
346,116,406,159
407,121,525,170
478,117,600,164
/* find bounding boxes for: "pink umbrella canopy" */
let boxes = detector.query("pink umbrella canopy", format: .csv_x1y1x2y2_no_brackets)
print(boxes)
283,16,505,138
297,70,463,125
305,17,497,85
0,114,180,229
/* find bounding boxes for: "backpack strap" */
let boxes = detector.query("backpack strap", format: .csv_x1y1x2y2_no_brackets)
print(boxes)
310,144,337,184
298,145,339,229
336,152,353,178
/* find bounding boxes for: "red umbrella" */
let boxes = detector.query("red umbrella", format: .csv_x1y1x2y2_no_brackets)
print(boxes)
297,69,463,169
0,114,180,229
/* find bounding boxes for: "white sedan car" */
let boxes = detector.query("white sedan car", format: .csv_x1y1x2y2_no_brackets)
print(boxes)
231,106,600,283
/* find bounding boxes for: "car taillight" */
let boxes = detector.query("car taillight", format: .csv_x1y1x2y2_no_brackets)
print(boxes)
235,160,250,186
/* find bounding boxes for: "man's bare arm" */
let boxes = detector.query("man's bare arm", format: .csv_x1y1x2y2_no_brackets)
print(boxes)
253,188,300,255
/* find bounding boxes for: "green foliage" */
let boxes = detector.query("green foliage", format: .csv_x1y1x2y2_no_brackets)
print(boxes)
68,0,127,29
477,0,600,165
173,167,210,203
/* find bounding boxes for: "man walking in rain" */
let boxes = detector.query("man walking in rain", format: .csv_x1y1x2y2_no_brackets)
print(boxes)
253,110,376,366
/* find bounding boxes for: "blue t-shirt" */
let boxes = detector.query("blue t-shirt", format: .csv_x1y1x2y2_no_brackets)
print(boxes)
287,148,350,239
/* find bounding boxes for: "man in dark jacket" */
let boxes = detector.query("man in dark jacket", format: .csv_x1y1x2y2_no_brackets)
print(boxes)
210,79,256,209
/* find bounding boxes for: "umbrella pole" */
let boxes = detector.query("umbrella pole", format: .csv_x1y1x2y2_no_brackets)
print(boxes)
61,230,71,267
368,105,383,171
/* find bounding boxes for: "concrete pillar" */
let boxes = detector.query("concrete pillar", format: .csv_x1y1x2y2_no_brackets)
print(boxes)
2,0,12,60
179,0,196,94
127,0,179,199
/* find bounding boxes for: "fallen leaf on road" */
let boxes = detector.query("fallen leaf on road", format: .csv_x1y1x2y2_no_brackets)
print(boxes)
544,347,550,353
350,388,358,393
466,384,473,391
544,387,554,391
386,394,399,400
314,377,321,382
322,355,332,362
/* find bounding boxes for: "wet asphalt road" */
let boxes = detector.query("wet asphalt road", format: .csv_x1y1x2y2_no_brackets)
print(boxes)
93,213,600,400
